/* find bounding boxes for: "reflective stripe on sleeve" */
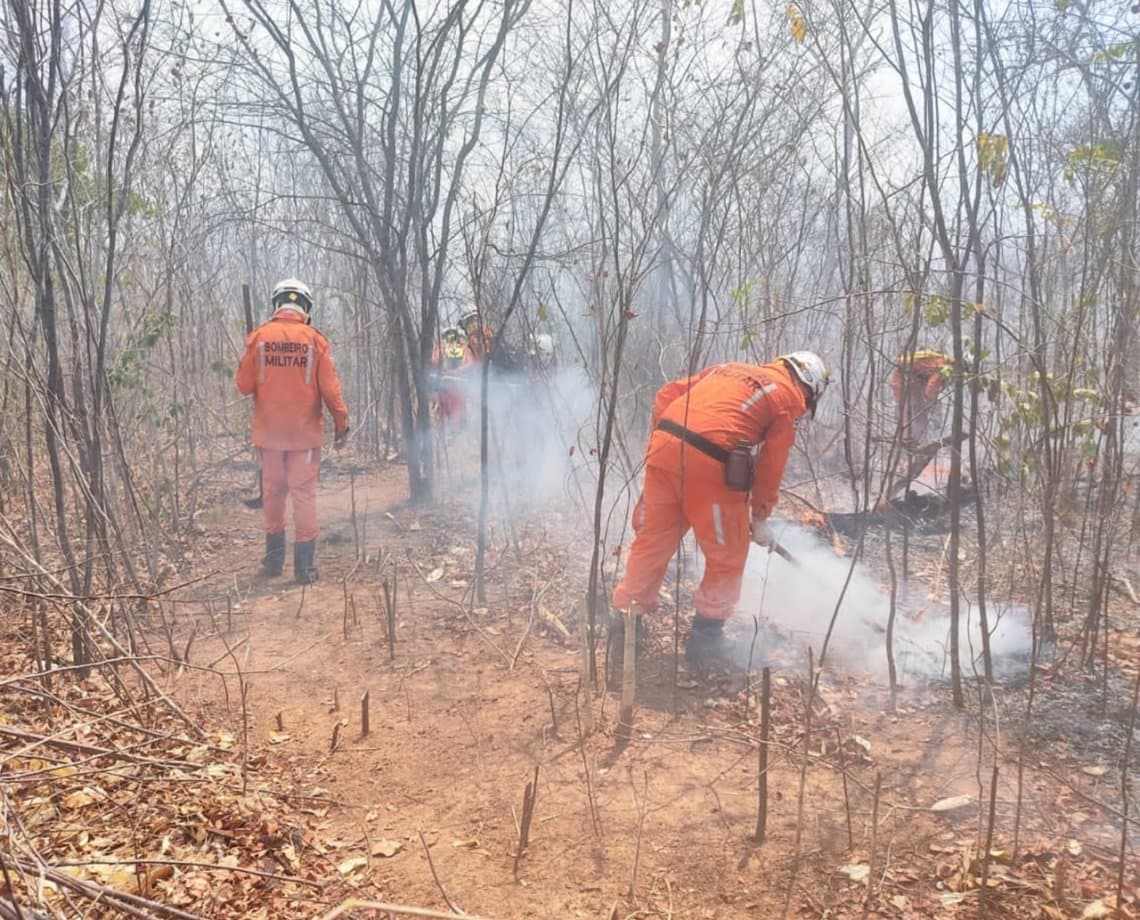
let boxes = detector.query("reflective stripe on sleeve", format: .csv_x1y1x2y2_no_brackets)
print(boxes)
739,382,777,414
258,342,266,384
304,344,314,386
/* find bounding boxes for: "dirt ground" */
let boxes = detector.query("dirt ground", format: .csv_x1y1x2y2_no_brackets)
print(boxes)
3,449,1138,919
166,449,1137,919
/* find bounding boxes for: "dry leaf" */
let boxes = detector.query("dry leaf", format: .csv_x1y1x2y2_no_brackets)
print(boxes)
337,856,368,875
88,865,140,893
425,567,444,583
537,606,571,639
267,730,292,744
1067,839,1083,856
452,838,480,849
62,789,99,809
271,842,297,870
1081,900,1114,919
837,863,869,881
1081,765,1108,777
141,864,174,895
371,839,402,857
930,794,973,813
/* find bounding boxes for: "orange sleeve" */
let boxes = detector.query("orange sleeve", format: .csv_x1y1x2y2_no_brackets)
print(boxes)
235,330,259,396
750,413,796,521
923,368,944,400
316,341,350,434
651,366,718,427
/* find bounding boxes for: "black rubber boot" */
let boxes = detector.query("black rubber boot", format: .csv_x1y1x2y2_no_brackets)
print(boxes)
605,611,647,691
684,614,734,672
261,533,285,576
293,540,318,585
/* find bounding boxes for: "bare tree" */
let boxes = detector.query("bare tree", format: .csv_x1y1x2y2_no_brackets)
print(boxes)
211,0,530,503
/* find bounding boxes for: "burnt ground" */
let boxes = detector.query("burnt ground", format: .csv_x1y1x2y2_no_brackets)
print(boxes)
1,448,1138,919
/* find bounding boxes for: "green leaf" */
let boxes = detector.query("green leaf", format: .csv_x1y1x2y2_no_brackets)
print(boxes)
1092,41,1134,63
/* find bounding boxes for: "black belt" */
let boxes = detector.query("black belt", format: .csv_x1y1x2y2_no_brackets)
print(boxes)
655,418,729,463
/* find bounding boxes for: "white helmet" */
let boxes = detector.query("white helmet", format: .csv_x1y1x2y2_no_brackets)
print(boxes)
271,278,314,314
778,350,829,416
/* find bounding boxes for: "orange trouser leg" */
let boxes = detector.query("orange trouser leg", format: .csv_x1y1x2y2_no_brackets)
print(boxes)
612,464,689,614
287,448,321,542
441,386,466,425
685,486,750,622
260,448,288,536
259,447,321,541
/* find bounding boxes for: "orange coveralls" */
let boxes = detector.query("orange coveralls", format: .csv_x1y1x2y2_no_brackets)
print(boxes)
612,361,808,622
235,310,349,542
431,337,475,426
463,323,494,362
888,350,949,445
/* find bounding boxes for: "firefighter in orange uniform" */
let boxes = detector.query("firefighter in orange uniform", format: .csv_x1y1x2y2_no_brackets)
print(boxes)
430,326,473,428
236,279,350,584
889,348,950,447
609,351,829,674
458,309,494,362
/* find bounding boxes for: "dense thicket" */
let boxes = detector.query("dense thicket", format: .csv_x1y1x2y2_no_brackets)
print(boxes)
1,0,1136,682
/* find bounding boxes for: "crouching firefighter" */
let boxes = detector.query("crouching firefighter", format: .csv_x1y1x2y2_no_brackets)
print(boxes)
235,278,350,584
608,351,829,679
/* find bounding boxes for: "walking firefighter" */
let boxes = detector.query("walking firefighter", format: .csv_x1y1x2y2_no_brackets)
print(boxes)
235,278,350,584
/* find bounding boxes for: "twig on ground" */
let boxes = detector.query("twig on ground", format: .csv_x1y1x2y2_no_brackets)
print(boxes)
10,858,205,920
417,829,464,915
320,899,496,920
405,553,511,666
512,765,540,880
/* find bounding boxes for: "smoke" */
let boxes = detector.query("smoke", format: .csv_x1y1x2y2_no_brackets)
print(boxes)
441,366,1035,690
727,522,1034,686
444,364,599,514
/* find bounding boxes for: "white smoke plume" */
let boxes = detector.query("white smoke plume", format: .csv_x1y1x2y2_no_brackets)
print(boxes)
438,364,599,514
439,367,1034,690
729,522,1034,685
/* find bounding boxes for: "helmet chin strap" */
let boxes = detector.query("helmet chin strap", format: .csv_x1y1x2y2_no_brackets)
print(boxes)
275,303,310,320
800,380,818,418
